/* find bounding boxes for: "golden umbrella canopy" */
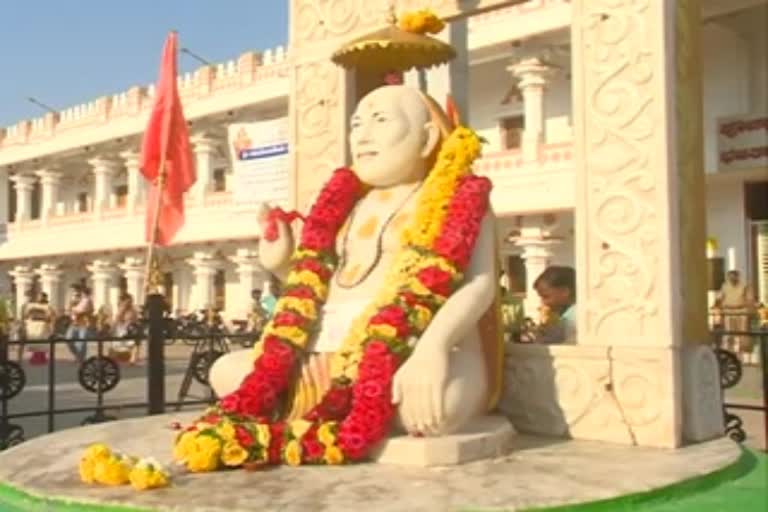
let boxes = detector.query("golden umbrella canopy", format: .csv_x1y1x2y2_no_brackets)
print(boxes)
331,13,455,74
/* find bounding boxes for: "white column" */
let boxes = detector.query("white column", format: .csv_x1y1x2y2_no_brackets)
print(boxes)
86,259,118,312
191,134,218,203
230,248,267,318
508,57,556,162
89,157,118,217
187,252,221,310
0,168,9,227
10,174,36,223
9,265,36,317
120,150,144,213
425,19,469,121
36,264,63,312
176,267,193,314
35,169,62,222
515,229,559,318
119,257,146,306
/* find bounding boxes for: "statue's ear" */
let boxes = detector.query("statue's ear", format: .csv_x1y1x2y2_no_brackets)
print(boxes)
420,121,440,158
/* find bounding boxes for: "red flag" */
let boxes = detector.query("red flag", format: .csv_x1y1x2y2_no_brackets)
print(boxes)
140,31,196,246
445,94,460,128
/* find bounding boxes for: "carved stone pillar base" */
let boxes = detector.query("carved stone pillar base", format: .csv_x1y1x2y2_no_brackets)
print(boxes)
681,345,724,443
501,344,684,448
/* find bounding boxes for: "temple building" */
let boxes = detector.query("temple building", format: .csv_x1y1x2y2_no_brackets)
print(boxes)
1,0,766,322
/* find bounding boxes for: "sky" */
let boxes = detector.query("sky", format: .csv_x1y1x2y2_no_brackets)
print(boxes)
0,1,288,127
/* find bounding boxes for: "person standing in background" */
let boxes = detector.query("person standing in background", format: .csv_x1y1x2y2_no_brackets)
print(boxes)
66,285,93,363
715,270,756,363
259,279,278,318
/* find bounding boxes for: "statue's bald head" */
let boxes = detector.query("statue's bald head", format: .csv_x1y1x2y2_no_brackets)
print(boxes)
350,85,442,187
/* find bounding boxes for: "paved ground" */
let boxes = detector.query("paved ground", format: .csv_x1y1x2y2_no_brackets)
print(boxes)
0,414,744,512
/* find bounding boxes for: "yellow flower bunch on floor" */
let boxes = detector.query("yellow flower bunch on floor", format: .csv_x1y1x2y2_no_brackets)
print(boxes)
398,9,445,35
80,444,168,490
128,458,170,491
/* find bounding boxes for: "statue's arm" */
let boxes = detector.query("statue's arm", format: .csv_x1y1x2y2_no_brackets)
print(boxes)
258,190,325,283
415,212,496,354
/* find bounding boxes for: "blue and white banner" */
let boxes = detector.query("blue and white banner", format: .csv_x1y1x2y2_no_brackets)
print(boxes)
228,118,290,208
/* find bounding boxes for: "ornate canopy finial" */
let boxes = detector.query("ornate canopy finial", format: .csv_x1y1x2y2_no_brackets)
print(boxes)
331,9,454,74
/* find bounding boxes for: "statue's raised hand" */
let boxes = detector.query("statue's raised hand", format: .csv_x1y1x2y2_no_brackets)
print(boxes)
392,343,449,436
258,206,296,277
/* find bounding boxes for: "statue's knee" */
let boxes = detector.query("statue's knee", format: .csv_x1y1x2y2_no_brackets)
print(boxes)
209,350,252,397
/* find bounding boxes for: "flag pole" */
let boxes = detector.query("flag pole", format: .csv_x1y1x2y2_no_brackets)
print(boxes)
144,157,167,295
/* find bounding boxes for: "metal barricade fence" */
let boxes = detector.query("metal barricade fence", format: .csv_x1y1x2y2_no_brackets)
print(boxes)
0,294,260,450
711,326,767,450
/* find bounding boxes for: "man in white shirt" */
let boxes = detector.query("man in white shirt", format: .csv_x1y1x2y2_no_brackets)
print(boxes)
715,270,756,361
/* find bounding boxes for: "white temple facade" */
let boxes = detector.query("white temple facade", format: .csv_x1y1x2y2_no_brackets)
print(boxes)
1,0,766,321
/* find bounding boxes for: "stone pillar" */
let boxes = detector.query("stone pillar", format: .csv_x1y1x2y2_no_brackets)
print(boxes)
35,169,62,222
87,260,118,313
176,268,193,314
188,252,221,310
515,230,559,318
120,150,144,213
36,264,63,312
9,265,35,317
10,174,36,223
508,57,556,162
119,257,146,306
570,0,716,445
230,248,266,318
425,19,469,121
191,134,217,203
0,168,9,227
89,157,118,217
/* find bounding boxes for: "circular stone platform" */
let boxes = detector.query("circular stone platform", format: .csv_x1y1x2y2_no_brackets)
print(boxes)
0,411,744,512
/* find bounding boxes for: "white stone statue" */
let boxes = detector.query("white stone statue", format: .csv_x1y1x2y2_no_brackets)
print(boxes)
211,85,501,437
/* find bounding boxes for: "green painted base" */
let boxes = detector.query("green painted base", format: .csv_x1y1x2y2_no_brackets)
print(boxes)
0,449,765,512
0,482,151,512
518,448,766,512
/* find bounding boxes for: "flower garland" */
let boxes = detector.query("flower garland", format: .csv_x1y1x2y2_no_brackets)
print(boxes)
173,126,492,471
79,444,170,491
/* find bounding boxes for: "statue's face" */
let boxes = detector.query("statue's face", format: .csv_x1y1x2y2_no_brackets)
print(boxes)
350,86,438,187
